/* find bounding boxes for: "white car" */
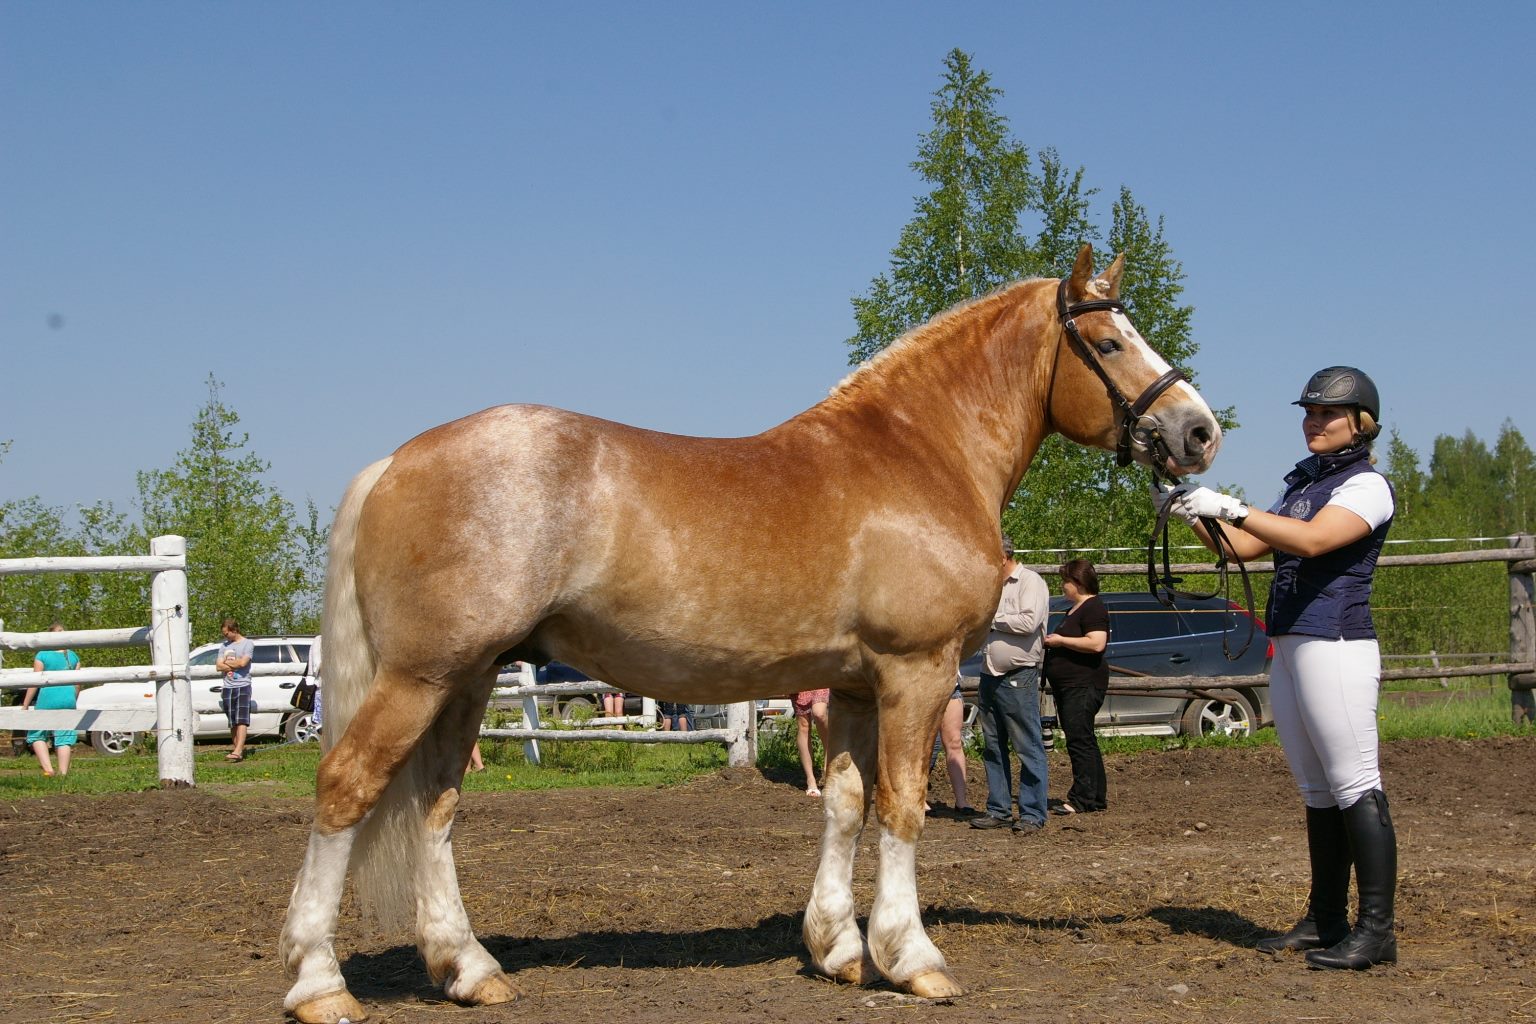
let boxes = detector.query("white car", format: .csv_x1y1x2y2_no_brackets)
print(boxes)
76,635,319,755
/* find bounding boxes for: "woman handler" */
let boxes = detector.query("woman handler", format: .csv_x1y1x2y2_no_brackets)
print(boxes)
1157,366,1397,970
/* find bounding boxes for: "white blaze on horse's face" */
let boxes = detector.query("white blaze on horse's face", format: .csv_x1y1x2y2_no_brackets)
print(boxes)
1050,289,1221,476
1108,309,1221,470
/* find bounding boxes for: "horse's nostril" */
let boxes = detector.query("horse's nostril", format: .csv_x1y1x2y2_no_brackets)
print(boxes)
1189,425,1212,449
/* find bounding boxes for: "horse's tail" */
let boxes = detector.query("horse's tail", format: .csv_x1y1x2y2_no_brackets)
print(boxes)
315,456,421,931
317,456,390,754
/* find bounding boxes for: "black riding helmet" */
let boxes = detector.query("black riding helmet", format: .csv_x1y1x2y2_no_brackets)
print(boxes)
1293,365,1380,438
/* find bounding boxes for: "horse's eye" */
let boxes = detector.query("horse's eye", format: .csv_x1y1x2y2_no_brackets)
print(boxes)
1096,338,1121,355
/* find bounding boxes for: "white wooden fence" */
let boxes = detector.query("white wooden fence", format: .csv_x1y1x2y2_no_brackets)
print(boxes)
484,664,757,767
0,535,197,786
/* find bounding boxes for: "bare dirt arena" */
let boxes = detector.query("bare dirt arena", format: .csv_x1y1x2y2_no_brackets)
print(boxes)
5,737,1533,1024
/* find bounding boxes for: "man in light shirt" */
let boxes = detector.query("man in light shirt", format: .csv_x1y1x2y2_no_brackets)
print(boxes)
970,534,1051,835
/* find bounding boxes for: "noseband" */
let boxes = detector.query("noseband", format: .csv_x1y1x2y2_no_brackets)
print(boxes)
1055,277,1186,472
1055,277,1255,658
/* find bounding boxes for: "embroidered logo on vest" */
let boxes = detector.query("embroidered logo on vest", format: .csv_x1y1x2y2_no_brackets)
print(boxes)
1290,498,1312,519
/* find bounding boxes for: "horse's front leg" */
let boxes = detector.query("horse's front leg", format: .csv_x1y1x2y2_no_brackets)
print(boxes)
866,660,964,998
804,690,879,984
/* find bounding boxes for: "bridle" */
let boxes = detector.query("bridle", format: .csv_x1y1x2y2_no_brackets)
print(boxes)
1055,278,1187,471
1055,276,1257,660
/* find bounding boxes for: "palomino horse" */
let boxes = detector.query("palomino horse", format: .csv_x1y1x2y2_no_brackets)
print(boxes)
280,245,1221,1022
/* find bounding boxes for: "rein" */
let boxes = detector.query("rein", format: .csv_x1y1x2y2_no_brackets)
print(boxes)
1054,277,1256,661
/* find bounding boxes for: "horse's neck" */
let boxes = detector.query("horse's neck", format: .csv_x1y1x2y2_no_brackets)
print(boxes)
806,283,1056,509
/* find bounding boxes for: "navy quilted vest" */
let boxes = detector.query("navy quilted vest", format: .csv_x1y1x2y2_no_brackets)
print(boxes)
1265,445,1394,640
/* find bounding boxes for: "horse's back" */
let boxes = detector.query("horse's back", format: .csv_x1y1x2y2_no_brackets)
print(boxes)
347,402,1001,691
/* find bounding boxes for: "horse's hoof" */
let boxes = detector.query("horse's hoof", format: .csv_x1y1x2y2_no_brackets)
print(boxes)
290,990,368,1024
907,969,964,999
465,971,524,1006
831,954,880,986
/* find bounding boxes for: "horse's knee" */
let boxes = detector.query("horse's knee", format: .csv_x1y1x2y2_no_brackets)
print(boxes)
874,791,925,841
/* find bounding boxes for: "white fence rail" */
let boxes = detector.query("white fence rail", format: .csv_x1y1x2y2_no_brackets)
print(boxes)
485,665,756,767
0,535,196,786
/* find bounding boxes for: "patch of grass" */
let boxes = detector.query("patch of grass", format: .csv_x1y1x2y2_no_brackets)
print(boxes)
1378,688,1533,741
3,688,1528,801
0,741,325,799
0,733,728,801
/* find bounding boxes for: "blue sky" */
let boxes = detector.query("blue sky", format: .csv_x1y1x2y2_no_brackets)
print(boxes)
3,2,1532,532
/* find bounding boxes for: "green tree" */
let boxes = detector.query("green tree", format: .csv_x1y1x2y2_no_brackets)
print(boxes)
846,49,1036,364
1493,420,1536,536
0,496,147,672
846,50,1219,560
133,375,324,644
1370,423,1536,663
1383,428,1426,521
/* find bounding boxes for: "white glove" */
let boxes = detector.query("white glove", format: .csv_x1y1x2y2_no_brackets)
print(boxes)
1150,482,1198,525
1173,485,1250,524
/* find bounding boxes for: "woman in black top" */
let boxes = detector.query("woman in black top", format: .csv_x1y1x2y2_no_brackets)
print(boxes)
1043,559,1110,814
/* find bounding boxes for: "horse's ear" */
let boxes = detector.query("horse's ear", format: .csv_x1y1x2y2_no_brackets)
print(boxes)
1094,253,1126,299
1066,243,1096,301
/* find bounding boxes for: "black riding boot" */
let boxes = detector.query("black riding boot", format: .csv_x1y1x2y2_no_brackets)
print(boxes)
1257,804,1351,953
1307,789,1398,969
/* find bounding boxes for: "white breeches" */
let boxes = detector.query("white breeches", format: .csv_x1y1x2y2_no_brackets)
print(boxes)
1269,635,1383,810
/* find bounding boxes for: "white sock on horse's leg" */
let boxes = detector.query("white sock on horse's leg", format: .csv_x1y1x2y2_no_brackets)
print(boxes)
416,790,520,1005
867,824,953,988
804,751,874,983
282,825,367,1019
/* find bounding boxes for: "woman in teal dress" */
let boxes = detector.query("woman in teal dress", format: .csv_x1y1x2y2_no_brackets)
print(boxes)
24,622,81,777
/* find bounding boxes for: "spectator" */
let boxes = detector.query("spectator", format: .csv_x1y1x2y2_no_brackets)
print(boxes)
602,688,626,721
1043,559,1110,815
970,534,1051,835
24,622,81,777
306,634,323,733
216,618,254,762
657,701,694,731
928,676,974,817
792,689,830,797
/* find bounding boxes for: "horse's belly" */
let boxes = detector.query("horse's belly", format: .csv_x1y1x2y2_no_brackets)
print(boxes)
539,626,860,704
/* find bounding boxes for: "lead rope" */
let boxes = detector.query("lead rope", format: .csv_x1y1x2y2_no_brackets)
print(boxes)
1146,472,1257,662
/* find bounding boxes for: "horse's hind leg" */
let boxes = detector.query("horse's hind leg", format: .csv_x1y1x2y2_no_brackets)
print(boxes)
282,667,459,1023
282,817,368,1023
865,660,964,998
413,672,522,1007
804,689,879,985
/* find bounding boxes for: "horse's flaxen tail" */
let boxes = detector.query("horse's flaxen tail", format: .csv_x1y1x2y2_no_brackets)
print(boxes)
315,456,422,930
318,456,391,754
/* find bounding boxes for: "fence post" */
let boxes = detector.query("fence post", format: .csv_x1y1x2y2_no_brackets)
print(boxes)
515,664,541,766
150,535,195,787
1510,534,1536,726
0,618,17,758
725,701,754,767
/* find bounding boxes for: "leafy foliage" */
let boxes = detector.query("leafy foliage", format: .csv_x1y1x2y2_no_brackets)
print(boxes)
0,376,326,671
131,376,325,644
1373,420,1535,662
846,50,1222,553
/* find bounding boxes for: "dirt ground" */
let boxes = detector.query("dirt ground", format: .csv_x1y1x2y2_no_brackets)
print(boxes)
4,737,1534,1024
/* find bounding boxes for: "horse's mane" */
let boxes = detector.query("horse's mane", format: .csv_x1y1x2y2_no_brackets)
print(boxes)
826,277,1050,403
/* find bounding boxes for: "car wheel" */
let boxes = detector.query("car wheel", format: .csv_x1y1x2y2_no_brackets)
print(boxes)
1180,690,1257,738
560,696,596,724
284,711,321,744
91,729,140,756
